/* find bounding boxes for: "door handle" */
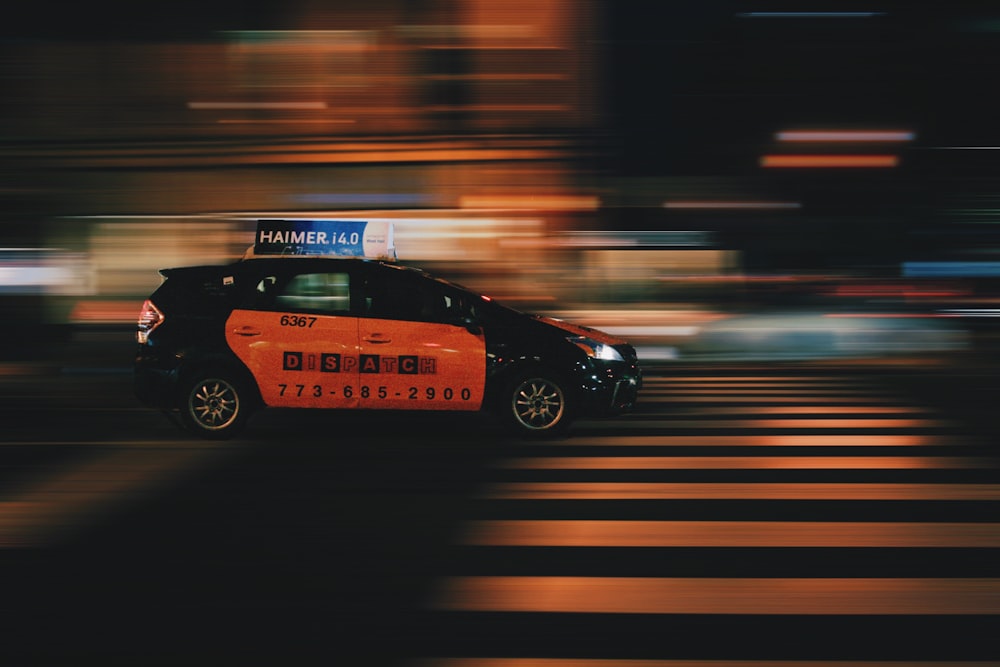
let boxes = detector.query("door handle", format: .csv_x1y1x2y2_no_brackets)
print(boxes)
362,334,392,344
233,326,262,337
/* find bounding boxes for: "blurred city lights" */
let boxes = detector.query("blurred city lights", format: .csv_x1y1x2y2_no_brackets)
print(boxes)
2,0,999,368
459,195,600,210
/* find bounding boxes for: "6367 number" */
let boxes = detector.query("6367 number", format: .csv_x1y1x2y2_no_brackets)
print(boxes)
279,315,317,328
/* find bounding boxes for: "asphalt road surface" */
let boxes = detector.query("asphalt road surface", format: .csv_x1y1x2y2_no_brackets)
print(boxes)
0,349,999,666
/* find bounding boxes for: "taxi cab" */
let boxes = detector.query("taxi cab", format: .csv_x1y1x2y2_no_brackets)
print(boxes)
134,220,641,439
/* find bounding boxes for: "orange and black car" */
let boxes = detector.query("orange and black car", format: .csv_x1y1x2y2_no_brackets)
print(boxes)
134,222,641,439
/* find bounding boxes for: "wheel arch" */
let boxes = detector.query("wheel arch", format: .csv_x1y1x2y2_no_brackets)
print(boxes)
174,351,263,410
486,355,582,407
491,359,578,438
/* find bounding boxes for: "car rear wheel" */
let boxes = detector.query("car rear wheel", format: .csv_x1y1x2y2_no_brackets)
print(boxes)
179,371,251,439
505,372,572,438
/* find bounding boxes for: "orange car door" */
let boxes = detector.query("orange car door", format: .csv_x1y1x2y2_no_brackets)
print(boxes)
357,269,485,411
226,268,361,408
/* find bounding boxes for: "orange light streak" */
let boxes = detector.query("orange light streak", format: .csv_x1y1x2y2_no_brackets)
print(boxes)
46,145,573,169
776,130,914,142
425,104,568,112
830,283,966,298
415,659,1000,667
480,482,1000,501
761,154,899,168
460,520,1000,547
743,418,944,429
497,456,988,470
562,434,949,447
459,195,600,210
593,418,946,433
670,405,923,415
433,576,1000,615
0,447,223,548
659,384,886,393
653,396,903,404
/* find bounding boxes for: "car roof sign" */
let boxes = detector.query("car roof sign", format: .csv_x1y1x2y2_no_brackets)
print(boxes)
245,219,396,260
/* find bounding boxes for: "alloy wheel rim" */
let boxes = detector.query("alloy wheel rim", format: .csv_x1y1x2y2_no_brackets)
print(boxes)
513,378,564,430
191,379,239,429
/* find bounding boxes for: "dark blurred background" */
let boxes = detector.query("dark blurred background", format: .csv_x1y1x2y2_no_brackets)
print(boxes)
4,0,1000,365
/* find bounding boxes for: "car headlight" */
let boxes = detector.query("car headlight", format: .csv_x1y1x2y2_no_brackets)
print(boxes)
567,336,624,361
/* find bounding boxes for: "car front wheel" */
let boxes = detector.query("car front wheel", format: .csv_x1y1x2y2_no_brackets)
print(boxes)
179,372,250,439
505,372,572,438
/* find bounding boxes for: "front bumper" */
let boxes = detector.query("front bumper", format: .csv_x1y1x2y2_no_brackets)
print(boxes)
609,374,641,412
576,361,642,416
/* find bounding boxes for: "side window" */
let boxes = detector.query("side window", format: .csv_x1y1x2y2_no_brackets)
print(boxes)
364,273,468,324
365,273,420,321
431,285,467,322
266,272,352,314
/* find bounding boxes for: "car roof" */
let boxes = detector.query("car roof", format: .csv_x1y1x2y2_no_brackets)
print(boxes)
234,256,427,276
160,256,478,298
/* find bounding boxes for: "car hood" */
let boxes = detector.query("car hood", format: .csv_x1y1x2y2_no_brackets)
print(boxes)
533,315,629,346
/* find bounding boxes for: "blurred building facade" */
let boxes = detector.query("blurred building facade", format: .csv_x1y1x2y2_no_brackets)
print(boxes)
5,1,1000,359
2,0,603,219
2,0,632,337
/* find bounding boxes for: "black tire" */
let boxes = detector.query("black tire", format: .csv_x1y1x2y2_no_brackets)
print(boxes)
503,371,573,438
179,371,252,439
